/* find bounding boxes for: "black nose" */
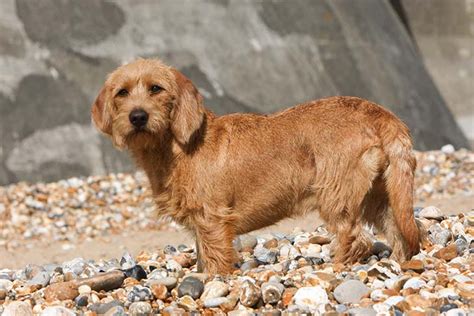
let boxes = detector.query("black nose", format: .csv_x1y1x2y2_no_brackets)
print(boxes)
129,109,148,128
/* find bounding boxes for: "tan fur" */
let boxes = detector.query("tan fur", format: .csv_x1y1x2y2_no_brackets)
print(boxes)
91,58,421,274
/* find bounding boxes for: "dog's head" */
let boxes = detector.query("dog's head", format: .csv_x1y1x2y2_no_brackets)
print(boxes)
91,58,205,150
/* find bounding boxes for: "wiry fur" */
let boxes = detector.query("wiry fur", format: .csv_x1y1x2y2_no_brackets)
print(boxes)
92,58,422,274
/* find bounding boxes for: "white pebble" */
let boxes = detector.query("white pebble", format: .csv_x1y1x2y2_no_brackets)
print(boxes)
78,284,91,295
441,144,455,154
293,286,328,310
403,277,426,290
384,296,404,306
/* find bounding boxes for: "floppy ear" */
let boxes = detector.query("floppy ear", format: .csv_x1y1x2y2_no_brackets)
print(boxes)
170,69,205,146
91,85,113,135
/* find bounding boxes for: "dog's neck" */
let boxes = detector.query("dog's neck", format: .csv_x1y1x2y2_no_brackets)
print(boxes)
129,136,175,194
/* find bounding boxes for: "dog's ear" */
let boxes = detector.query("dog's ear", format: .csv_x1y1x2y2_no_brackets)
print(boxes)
170,69,205,146
91,85,113,136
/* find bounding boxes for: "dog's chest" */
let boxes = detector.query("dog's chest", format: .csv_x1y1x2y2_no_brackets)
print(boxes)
152,184,199,227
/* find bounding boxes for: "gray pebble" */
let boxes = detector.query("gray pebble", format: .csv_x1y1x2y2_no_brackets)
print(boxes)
120,252,136,270
227,310,255,316
440,303,459,313
335,304,348,313
261,281,284,304
371,242,392,258
0,279,13,291
334,280,370,304
201,281,229,300
104,306,127,316
233,237,242,251
89,301,123,314
445,309,467,316
41,306,75,316
128,301,152,316
145,277,177,290
43,264,60,274
27,271,50,287
147,268,168,280
177,244,192,253
403,277,426,290
240,235,258,249
240,259,259,272
163,245,177,255
123,265,147,281
62,257,87,276
429,225,452,246
306,256,324,265
74,294,88,307
254,245,278,264
347,307,376,316
165,259,182,272
418,206,444,220
454,237,469,253
127,285,153,302
177,277,204,299
2,301,33,316
240,280,261,307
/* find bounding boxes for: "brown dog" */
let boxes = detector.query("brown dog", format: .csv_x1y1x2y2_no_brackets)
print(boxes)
91,58,421,274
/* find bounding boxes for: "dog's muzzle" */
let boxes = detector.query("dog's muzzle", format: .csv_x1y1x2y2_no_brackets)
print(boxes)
129,109,149,129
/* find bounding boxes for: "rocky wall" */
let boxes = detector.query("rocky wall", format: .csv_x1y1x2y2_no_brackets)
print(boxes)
0,0,469,185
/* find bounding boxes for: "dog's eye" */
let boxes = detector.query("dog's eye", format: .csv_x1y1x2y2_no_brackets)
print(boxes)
116,89,128,97
150,85,163,94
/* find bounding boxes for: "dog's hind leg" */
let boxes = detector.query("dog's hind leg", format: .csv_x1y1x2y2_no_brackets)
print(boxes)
362,175,411,261
329,211,373,264
363,180,417,262
327,147,385,264
361,176,398,255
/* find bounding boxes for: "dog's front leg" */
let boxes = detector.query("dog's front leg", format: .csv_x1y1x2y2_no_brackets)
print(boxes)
193,221,238,274
195,240,204,272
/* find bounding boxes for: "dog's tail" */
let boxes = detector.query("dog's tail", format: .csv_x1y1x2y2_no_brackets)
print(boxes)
380,117,420,259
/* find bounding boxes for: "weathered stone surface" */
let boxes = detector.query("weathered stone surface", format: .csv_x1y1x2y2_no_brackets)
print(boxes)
401,0,474,146
16,0,125,48
0,0,468,184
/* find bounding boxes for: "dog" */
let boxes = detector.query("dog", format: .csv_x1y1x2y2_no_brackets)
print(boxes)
91,58,421,274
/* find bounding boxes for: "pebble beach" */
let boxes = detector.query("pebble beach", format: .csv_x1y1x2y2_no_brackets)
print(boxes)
0,147,473,315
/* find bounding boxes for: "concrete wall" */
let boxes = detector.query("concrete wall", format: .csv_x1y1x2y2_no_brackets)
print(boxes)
0,0,469,185
402,0,474,147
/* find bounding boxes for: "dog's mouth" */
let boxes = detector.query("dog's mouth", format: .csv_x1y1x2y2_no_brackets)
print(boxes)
125,127,152,141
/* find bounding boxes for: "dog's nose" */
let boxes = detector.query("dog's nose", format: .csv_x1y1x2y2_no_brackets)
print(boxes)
129,109,149,128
